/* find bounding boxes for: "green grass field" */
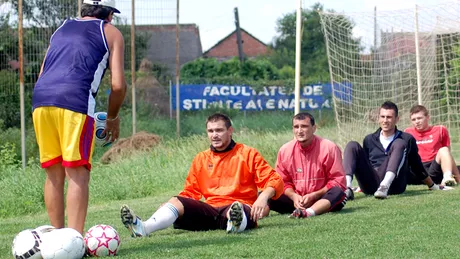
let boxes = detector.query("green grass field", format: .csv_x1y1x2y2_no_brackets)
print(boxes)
1,111,459,258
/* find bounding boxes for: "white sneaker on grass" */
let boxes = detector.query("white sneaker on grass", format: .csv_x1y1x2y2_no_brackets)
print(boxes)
374,185,389,199
120,205,146,237
226,201,246,233
430,184,454,191
441,177,457,187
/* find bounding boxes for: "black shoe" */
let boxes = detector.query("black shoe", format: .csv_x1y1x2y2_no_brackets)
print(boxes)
345,187,354,201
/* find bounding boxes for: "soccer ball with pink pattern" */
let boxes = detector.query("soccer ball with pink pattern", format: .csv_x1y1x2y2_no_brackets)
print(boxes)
84,224,121,256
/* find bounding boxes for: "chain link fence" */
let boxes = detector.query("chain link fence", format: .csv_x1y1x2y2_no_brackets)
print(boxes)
0,0,181,165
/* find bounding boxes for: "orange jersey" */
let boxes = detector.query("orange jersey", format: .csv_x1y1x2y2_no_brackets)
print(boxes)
178,142,284,207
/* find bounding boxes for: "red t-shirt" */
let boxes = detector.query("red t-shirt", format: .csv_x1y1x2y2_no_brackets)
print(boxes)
404,125,450,162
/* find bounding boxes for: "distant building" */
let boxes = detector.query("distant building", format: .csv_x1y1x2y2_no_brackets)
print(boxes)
136,24,203,76
203,28,268,61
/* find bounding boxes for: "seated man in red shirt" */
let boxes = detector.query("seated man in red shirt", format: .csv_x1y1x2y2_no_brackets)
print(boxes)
120,113,284,235
405,104,459,186
269,112,347,218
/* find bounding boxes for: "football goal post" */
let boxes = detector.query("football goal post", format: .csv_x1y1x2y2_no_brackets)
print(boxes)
318,2,460,149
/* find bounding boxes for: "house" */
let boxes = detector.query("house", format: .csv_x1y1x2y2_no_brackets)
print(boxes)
136,24,203,76
203,28,268,61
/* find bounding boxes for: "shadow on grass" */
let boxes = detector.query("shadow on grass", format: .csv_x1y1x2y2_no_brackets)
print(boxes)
118,234,246,256
391,188,429,198
337,206,367,214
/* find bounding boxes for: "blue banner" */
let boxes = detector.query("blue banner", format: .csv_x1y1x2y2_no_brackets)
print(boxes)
171,83,350,111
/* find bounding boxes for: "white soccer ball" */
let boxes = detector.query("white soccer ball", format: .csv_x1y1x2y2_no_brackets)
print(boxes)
34,225,56,235
84,224,121,256
94,111,113,147
40,228,86,259
11,229,43,259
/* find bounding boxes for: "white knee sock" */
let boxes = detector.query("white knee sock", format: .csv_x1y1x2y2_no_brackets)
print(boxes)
443,171,453,179
143,203,179,235
346,175,353,188
380,171,396,187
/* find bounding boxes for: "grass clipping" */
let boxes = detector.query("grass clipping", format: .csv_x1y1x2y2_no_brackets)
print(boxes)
100,131,161,164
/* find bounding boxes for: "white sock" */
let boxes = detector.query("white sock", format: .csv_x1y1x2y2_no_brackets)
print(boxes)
238,212,248,232
227,209,248,233
143,203,179,235
346,175,353,188
380,171,396,187
443,171,453,179
306,208,316,217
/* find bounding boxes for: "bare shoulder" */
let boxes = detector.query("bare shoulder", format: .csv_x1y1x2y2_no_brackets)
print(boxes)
103,23,124,43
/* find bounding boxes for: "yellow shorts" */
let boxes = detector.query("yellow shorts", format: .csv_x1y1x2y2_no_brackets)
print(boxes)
32,107,95,170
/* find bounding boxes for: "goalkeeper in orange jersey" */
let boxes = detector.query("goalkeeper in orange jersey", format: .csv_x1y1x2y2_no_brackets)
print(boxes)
120,113,284,235
405,104,460,186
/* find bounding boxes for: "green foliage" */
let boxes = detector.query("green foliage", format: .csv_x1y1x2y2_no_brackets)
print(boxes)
278,65,296,79
181,57,280,82
269,3,359,83
6,0,77,28
0,126,39,168
0,142,19,171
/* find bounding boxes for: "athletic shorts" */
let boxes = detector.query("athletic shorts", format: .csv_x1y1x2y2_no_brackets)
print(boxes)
173,196,257,231
268,186,347,214
423,160,443,184
32,107,95,170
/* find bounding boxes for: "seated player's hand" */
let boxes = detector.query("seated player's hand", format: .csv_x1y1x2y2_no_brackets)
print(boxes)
251,198,268,221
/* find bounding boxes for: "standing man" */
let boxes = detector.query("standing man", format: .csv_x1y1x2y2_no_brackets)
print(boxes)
343,101,447,200
405,104,459,186
269,112,347,218
120,113,284,235
32,0,127,234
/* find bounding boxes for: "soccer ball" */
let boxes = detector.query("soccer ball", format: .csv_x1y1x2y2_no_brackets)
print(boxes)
11,229,43,259
94,112,113,147
84,224,121,256
34,225,56,235
40,228,86,259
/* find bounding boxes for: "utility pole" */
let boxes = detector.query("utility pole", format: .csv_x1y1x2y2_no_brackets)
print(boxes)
19,0,26,169
234,7,244,63
175,0,181,138
294,0,302,115
131,0,136,135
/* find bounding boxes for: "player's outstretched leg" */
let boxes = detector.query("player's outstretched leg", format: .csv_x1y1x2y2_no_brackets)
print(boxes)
120,205,146,237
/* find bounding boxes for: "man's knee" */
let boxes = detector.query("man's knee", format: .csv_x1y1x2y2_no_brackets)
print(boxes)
344,141,362,154
325,186,346,212
169,197,185,215
436,146,451,160
390,138,406,151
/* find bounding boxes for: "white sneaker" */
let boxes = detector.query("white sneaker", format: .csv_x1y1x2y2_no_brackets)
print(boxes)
120,205,147,237
441,177,457,187
374,185,389,199
226,201,245,233
430,184,454,191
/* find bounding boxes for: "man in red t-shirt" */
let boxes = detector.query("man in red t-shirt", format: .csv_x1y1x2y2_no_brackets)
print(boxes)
405,105,459,186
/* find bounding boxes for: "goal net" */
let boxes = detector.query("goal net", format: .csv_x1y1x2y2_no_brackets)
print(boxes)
318,2,460,149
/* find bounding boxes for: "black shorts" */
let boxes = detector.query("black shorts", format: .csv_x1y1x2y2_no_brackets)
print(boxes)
423,160,443,184
409,160,443,184
173,196,257,231
268,186,347,214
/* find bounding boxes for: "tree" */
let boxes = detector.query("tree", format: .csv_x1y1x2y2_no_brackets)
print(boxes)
270,3,358,83
6,0,77,28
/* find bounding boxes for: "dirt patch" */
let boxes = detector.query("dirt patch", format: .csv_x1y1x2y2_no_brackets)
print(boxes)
100,131,161,164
